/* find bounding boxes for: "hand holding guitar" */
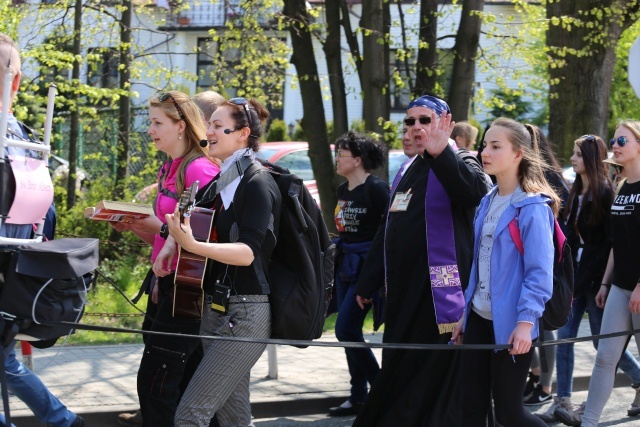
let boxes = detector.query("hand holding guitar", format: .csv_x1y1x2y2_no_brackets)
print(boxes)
166,205,198,252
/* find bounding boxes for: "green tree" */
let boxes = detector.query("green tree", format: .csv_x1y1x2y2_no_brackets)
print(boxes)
546,0,640,160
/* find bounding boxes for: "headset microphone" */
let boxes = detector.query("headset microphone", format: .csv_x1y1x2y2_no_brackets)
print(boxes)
199,140,208,148
224,129,234,134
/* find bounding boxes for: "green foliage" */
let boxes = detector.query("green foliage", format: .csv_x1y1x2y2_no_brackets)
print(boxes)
266,118,290,141
489,88,532,123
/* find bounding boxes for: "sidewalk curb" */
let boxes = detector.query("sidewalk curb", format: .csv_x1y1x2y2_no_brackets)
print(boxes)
9,373,632,426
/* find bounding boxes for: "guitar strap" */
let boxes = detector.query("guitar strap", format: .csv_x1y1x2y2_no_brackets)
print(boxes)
197,156,254,207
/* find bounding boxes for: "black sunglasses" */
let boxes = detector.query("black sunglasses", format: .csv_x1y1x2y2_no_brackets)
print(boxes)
404,116,431,126
158,92,185,120
229,97,253,128
580,134,596,143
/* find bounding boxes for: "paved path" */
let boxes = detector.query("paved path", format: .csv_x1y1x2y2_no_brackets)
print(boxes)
5,319,640,426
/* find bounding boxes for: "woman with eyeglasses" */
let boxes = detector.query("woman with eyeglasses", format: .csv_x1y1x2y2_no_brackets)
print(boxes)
165,97,281,427
111,90,220,426
549,135,640,425
328,131,389,417
562,121,640,427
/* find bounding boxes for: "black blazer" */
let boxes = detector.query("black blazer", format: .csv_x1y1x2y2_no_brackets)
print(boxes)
566,186,614,295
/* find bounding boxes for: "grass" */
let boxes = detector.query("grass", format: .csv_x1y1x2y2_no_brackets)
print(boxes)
59,254,381,346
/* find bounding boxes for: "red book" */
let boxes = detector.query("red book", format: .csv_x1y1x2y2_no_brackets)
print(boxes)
84,200,154,223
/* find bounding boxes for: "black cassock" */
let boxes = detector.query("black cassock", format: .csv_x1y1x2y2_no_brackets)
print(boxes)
354,147,488,427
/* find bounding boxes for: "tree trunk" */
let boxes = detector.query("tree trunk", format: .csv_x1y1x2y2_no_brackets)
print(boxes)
448,0,484,121
414,0,438,97
361,0,390,137
114,0,131,198
284,0,337,231
66,0,82,209
547,0,640,162
108,0,132,251
324,0,348,141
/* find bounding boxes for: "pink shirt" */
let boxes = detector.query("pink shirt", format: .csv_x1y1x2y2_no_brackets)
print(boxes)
151,156,219,268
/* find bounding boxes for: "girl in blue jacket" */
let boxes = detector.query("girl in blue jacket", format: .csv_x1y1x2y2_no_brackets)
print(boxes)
452,117,559,427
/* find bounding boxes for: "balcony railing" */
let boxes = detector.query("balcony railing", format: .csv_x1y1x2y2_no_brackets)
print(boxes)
166,0,280,28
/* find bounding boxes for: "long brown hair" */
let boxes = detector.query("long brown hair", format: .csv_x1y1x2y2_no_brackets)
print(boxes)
149,90,214,195
563,135,611,228
490,118,561,216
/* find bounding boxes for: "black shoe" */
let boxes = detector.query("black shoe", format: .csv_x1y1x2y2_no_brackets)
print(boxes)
524,384,552,406
328,403,363,417
71,415,85,427
524,371,540,397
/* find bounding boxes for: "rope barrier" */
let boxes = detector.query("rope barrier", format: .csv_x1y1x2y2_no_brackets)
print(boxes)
43,319,640,352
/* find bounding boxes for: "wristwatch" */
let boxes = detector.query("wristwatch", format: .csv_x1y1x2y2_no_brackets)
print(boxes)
160,223,169,239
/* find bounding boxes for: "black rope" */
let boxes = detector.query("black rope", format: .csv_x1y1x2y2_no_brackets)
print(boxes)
43,319,640,351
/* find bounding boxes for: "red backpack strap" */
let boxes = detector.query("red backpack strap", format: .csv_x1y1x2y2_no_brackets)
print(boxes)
508,208,524,255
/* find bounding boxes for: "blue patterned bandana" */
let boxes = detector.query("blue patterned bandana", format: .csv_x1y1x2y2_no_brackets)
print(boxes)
407,95,451,116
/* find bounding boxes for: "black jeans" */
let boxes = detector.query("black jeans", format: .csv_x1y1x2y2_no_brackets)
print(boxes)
460,310,545,427
137,274,204,427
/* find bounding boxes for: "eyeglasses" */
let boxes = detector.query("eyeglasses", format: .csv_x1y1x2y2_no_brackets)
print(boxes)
158,92,185,120
610,135,640,149
580,134,596,143
335,151,353,158
229,97,253,128
404,117,431,126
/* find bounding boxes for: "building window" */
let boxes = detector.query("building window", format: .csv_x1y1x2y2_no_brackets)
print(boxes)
87,48,119,89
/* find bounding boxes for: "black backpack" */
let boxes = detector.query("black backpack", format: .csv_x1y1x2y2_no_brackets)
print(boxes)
508,211,574,331
236,160,335,346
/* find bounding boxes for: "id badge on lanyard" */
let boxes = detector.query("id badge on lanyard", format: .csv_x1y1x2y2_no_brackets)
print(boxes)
389,189,412,212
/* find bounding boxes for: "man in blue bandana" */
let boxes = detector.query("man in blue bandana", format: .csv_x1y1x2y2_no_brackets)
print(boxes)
354,95,490,426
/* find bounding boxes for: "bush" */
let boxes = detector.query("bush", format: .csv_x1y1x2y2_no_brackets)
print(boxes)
266,118,290,141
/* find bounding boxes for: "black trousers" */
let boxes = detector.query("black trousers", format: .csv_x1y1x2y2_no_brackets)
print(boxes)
137,273,205,427
460,310,545,427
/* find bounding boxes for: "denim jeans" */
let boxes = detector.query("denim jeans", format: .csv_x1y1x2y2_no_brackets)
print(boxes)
556,288,640,398
2,341,76,426
334,277,380,404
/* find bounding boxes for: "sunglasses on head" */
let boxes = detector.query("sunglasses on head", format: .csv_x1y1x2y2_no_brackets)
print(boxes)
229,97,253,128
404,116,431,126
580,134,596,143
158,92,185,120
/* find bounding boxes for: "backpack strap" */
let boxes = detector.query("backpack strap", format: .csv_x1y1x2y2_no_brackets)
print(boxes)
157,156,206,201
508,208,524,256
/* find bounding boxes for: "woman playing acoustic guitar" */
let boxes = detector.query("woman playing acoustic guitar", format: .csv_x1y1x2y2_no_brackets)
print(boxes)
165,98,281,427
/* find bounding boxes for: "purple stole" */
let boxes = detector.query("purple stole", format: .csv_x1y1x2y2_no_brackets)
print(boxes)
425,168,465,334
385,150,465,335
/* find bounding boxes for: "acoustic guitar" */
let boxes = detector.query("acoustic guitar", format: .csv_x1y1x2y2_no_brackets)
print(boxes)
173,180,216,319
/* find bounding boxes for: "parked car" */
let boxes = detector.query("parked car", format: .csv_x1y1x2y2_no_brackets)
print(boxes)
257,141,409,206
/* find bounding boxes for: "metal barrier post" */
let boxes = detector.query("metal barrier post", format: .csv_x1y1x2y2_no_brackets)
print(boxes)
267,344,278,379
20,341,34,371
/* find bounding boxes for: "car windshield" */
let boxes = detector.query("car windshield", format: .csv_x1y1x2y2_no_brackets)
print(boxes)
256,148,279,161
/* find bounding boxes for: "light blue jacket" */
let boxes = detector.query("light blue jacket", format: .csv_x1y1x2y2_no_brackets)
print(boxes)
462,186,555,344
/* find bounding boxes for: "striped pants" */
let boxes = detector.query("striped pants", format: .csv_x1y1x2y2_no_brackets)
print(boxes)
175,295,270,427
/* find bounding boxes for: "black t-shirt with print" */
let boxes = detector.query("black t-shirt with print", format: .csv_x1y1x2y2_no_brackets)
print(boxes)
611,179,640,291
334,175,390,244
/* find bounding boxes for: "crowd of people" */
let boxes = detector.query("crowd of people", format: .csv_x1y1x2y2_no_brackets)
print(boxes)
3,29,640,427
